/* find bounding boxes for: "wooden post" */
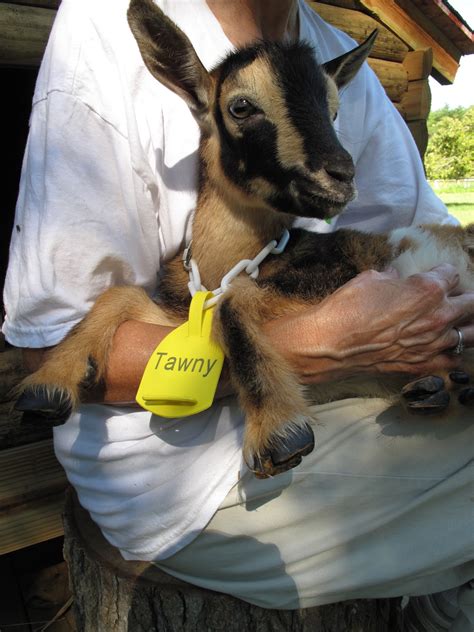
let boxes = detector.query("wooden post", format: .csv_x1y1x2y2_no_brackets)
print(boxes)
63,490,403,631
0,3,56,67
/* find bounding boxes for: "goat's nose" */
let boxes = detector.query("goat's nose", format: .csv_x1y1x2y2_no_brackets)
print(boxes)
324,156,355,184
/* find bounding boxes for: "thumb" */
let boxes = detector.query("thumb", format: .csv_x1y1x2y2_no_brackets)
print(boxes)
428,263,460,294
382,265,401,279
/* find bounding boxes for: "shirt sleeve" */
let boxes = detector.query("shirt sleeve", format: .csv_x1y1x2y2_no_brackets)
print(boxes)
336,65,457,234
3,91,161,348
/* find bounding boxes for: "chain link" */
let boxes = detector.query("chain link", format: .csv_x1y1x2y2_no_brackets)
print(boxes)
185,229,290,309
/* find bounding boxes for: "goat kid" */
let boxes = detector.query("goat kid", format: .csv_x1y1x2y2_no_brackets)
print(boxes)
16,0,474,478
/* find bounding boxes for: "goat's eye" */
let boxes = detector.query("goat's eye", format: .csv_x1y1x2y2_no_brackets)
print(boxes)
229,97,256,119
332,110,338,122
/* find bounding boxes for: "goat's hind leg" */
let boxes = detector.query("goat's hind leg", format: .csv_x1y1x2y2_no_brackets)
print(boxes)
214,282,314,478
16,286,177,424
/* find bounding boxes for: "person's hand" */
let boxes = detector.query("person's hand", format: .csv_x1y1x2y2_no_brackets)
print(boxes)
263,264,474,384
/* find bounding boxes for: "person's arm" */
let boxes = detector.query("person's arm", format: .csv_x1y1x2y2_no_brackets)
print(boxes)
23,263,473,408
23,320,234,404
264,265,474,384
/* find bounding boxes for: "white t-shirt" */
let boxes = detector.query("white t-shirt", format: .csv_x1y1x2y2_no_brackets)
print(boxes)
2,0,455,560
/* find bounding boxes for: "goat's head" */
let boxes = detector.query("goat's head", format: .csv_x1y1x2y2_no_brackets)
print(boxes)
128,0,376,220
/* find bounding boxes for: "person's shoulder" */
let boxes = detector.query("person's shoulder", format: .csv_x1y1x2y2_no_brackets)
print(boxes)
298,0,359,61
34,0,135,103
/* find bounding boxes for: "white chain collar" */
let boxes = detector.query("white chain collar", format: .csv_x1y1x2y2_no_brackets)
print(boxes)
183,229,290,309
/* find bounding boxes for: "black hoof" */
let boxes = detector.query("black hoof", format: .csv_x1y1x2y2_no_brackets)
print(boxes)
458,388,474,406
449,370,470,385
401,376,445,400
405,390,450,415
252,422,315,479
402,376,451,415
15,385,73,426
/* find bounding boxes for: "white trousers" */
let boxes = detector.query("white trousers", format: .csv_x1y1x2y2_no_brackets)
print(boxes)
157,398,474,610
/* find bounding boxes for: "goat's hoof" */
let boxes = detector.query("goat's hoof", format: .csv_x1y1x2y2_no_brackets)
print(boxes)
449,370,470,385
252,422,315,479
405,390,450,415
401,376,451,415
458,387,474,406
401,375,445,400
15,385,73,426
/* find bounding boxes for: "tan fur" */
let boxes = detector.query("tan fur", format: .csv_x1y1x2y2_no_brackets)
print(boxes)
191,179,292,290
212,278,310,466
342,231,395,272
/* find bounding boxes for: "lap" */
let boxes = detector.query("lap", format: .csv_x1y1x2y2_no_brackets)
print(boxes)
158,398,474,609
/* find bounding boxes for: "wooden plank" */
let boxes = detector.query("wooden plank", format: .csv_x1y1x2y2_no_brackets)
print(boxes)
307,2,409,61
6,0,60,8
368,57,408,102
0,3,56,67
0,439,67,553
402,47,433,80
399,78,431,121
311,0,359,9
359,0,460,83
0,439,67,508
0,492,65,555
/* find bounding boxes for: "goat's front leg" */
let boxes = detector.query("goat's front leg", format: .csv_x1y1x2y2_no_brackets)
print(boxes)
16,286,180,424
213,280,314,478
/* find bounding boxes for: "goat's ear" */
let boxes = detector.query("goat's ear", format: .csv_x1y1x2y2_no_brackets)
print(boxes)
323,29,377,90
127,0,212,121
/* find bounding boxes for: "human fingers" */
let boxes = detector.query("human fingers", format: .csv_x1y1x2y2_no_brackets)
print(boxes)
449,292,474,324
408,263,460,296
445,324,474,352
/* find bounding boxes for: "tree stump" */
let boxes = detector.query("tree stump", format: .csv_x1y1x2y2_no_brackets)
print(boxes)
63,489,403,631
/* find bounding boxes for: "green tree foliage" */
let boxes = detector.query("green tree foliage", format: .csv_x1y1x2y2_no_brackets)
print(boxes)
425,105,474,179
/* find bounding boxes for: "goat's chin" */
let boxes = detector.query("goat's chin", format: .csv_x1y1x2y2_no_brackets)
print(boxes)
291,197,348,220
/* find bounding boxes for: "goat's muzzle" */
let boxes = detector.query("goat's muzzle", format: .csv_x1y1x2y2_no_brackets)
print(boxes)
293,169,355,218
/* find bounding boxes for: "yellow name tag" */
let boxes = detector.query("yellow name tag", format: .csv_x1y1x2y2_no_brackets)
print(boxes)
136,291,224,418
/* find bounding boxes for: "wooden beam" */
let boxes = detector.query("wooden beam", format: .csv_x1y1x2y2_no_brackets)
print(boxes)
0,439,67,554
358,0,460,83
395,78,431,121
407,120,429,159
307,2,409,61
402,47,433,80
395,0,466,62
368,57,408,102
5,0,60,8
0,3,56,67
0,493,64,555
311,0,359,9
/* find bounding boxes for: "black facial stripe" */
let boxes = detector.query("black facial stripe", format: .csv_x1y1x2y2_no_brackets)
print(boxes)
273,45,344,167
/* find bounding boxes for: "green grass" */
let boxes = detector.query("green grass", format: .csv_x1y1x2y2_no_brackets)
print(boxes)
428,182,474,226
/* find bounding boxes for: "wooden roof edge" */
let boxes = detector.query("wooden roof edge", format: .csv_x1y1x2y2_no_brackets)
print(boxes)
434,0,474,49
